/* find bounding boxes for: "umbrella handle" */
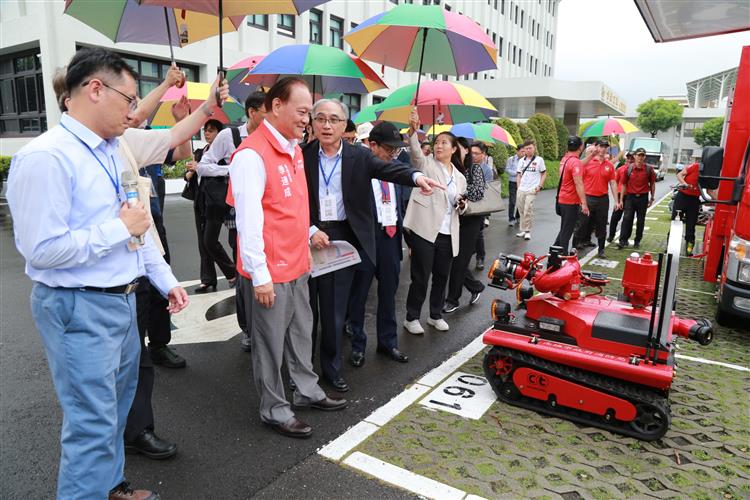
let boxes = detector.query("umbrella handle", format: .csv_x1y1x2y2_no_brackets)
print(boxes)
215,70,224,109
414,28,428,105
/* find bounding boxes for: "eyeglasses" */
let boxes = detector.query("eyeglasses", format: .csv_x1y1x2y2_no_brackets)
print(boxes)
313,115,344,126
83,80,138,112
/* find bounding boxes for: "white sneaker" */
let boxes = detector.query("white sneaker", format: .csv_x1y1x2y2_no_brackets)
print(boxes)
426,317,450,331
403,319,424,335
524,232,531,240
516,231,526,238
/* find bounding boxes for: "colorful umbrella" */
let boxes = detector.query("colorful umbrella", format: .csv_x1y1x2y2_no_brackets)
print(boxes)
241,45,387,97
150,82,244,126
345,4,497,100
450,123,517,147
64,0,244,63
374,81,497,126
581,118,639,137
227,55,264,101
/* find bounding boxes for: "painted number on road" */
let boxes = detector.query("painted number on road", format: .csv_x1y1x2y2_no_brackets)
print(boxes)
421,372,496,420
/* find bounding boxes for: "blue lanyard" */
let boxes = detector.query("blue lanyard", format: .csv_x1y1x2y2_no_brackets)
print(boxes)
60,122,120,198
318,153,341,195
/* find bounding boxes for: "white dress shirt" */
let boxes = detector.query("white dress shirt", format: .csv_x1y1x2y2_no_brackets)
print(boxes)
371,179,398,226
439,165,457,235
229,119,298,286
7,113,178,295
197,122,248,178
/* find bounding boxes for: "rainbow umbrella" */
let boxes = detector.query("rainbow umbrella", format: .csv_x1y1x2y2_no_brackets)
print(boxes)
345,4,497,100
374,81,497,125
450,123,517,147
582,118,639,137
227,54,264,101
150,81,244,126
241,45,387,97
64,0,244,64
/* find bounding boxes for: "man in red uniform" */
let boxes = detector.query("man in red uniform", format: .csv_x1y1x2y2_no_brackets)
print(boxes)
554,136,589,254
617,147,656,250
607,152,633,242
574,139,620,257
675,159,702,255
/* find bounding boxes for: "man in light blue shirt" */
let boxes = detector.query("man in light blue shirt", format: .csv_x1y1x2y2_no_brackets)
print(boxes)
505,144,524,225
7,48,187,500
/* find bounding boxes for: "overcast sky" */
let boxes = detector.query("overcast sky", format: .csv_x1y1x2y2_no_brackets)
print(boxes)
554,0,750,114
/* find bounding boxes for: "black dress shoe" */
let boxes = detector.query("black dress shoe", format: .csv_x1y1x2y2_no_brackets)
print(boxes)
349,351,365,367
289,378,297,391
294,395,348,411
326,376,349,393
343,323,353,339
125,430,177,460
377,346,409,363
194,283,216,294
267,416,312,439
149,346,186,368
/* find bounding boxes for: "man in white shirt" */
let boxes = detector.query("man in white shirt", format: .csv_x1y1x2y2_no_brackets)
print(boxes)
515,140,547,240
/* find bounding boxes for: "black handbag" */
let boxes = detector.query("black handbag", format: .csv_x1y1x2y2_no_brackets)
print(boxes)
181,173,198,201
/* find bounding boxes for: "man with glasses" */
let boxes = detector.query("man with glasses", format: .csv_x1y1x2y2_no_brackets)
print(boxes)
304,98,442,392
617,147,656,250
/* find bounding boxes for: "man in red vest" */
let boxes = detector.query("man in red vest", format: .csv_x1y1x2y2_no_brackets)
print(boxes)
229,78,347,439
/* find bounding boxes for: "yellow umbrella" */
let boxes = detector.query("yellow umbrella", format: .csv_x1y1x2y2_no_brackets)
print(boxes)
150,81,243,126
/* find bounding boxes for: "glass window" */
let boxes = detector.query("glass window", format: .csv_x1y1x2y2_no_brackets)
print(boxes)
140,61,160,79
518,49,522,66
309,9,322,44
278,14,296,38
520,10,524,28
501,0,505,14
498,37,503,57
330,15,343,49
341,93,361,117
372,95,386,105
1,48,46,137
247,14,268,30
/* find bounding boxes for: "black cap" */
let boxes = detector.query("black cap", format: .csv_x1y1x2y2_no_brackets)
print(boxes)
595,138,609,146
625,151,634,157
634,147,647,154
369,121,406,148
567,135,582,149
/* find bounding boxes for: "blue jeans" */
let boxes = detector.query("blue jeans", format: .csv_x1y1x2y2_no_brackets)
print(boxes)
31,283,140,500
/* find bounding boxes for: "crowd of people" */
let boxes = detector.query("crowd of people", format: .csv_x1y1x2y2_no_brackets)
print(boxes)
8,47,697,499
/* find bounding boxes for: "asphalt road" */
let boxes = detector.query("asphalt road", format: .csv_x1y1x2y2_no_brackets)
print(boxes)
0,176,674,499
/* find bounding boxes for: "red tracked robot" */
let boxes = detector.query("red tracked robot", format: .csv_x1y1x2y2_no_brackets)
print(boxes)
482,222,713,441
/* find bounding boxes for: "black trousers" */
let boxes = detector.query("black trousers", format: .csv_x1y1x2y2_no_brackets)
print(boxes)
406,232,453,321
309,223,358,382
507,180,518,221
619,194,649,245
348,227,402,353
574,195,609,252
203,218,236,281
147,211,171,348
193,201,217,286
608,207,623,241
674,192,700,243
446,216,485,306
475,218,487,261
125,282,157,441
554,203,580,255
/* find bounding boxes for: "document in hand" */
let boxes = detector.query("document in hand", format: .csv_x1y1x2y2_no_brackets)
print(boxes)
311,240,362,278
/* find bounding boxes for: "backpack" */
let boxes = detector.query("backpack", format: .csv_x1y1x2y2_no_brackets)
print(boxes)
625,162,654,184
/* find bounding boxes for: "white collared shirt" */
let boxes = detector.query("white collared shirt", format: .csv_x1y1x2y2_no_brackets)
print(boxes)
197,122,249,178
439,164,457,235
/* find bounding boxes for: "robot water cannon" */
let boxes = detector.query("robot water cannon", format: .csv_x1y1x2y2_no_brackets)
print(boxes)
622,252,659,308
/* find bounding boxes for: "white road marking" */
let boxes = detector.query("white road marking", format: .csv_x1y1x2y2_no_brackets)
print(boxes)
675,354,749,372
318,422,380,461
364,384,431,427
421,372,496,419
417,333,488,387
343,452,467,500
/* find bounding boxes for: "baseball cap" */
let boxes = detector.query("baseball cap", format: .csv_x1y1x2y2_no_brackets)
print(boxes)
634,147,647,155
356,122,373,141
369,121,406,148
567,136,582,149
625,151,634,157
595,139,610,147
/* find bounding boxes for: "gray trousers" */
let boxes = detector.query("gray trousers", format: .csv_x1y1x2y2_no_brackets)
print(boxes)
251,273,326,425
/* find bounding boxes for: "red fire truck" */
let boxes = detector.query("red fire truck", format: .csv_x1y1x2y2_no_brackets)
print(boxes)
635,1,750,324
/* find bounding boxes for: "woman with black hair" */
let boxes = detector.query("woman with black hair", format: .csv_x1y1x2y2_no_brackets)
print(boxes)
443,139,487,313
403,109,466,334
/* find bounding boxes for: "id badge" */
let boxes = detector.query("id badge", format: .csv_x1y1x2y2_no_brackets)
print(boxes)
320,194,337,221
381,203,398,226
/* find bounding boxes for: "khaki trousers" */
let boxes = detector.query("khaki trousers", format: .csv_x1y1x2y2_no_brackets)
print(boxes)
516,189,537,232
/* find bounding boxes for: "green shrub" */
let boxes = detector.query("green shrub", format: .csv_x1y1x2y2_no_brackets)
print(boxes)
0,156,11,180
525,120,545,158
493,117,523,146
542,158,560,190
553,119,569,158
488,143,508,180
162,159,188,179
528,113,559,161
516,122,537,146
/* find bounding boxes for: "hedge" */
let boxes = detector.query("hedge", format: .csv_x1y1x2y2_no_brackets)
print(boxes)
527,113,559,161
0,156,10,180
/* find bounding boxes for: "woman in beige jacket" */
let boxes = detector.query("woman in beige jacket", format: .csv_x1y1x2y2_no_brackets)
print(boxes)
403,109,467,334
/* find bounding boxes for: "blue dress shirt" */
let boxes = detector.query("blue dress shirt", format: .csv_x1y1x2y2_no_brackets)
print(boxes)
318,142,346,221
7,113,178,296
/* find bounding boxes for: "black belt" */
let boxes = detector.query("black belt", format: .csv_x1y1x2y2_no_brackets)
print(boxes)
626,193,648,197
81,279,140,295
317,220,349,230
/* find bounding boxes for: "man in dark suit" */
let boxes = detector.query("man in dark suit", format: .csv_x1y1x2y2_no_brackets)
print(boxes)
347,122,410,367
304,99,442,392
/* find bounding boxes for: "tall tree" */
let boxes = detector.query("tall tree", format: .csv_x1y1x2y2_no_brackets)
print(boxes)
636,98,684,137
693,117,724,147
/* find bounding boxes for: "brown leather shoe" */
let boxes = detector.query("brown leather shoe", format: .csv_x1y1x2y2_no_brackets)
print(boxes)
268,416,312,438
108,481,160,500
293,395,348,411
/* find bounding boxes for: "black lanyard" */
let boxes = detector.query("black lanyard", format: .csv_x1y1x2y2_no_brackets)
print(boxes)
60,122,120,198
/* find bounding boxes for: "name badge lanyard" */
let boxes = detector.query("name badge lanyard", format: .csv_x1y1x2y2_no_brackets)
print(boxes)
60,122,120,201
319,154,341,195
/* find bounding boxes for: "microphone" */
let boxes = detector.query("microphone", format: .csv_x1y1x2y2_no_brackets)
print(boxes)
121,170,145,246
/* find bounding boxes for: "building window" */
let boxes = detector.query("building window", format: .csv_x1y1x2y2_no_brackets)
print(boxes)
341,93,361,117
534,58,538,74
512,45,516,64
277,14,296,38
498,36,503,57
390,0,398,3
372,95,386,105
349,22,359,54
550,34,554,47
518,49,522,66
309,9,322,44
445,3,451,10
118,52,198,98
500,0,504,13
329,15,343,49
494,0,498,10
247,14,268,30
0,49,45,137
514,5,518,23
520,9,524,28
